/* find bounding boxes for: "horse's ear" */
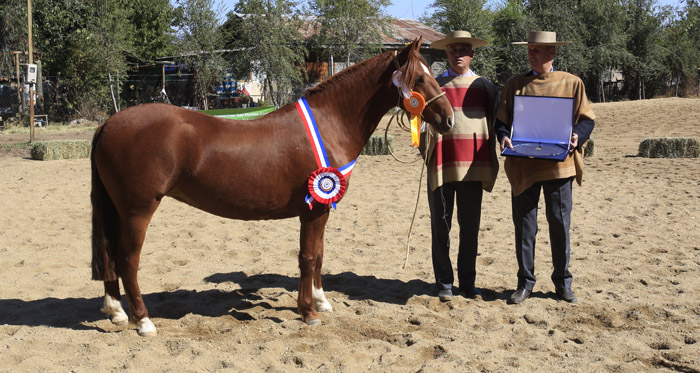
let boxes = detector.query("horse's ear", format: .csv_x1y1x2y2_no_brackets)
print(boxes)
412,37,423,51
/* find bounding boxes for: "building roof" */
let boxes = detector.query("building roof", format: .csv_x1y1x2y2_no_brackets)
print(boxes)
300,17,444,50
383,19,445,48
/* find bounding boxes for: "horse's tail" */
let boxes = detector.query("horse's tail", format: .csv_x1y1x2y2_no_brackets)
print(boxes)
91,124,119,281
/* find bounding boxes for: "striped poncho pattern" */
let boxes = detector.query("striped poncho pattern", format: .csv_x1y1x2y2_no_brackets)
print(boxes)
424,75,500,192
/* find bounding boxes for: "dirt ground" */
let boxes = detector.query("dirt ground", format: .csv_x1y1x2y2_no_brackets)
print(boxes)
0,97,698,372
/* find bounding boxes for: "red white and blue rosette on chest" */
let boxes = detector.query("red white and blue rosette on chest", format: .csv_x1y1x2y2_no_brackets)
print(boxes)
308,167,346,205
295,97,356,210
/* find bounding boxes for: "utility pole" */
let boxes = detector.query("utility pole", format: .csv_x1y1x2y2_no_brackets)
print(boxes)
27,0,35,142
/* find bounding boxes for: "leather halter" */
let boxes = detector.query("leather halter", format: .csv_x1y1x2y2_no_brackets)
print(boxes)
392,51,447,112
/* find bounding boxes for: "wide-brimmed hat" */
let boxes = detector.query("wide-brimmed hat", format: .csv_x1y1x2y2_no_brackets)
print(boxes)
512,31,568,46
431,30,488,50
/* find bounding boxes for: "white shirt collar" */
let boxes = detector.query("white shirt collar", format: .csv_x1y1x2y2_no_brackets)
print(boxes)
532,66,555,75
441,67,475,77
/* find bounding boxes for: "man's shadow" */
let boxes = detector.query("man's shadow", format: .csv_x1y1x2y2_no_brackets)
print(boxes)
0,271,511,332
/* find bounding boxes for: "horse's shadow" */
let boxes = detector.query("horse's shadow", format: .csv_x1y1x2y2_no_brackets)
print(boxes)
0,272,511,331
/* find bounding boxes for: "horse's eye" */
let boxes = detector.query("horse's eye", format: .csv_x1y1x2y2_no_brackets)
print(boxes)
416,76,424,85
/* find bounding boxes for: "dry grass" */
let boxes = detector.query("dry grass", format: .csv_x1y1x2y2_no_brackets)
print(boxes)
637,137,700,158
361,135,394,155
29,140,91,161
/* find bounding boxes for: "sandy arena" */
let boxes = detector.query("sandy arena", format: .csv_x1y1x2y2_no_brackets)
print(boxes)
0,97,698,372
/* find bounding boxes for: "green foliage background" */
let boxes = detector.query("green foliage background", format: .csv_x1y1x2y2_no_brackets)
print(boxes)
0,0,698,121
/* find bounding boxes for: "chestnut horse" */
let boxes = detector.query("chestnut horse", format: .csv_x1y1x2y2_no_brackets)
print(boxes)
91,38,453,336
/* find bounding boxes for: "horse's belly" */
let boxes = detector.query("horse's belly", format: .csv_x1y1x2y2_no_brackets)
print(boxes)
167,182,302,221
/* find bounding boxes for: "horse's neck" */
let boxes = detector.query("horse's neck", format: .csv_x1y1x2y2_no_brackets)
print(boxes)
309,53,398,163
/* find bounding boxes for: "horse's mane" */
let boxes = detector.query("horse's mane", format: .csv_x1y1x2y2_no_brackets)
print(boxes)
397,46,428,97
303,41,427,98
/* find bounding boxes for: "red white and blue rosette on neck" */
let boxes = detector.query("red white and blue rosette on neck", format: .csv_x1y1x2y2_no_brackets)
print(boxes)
295,97,356,210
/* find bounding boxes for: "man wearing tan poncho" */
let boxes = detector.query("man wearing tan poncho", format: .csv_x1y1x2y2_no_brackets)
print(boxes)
495,31,595,305
422,31,499,302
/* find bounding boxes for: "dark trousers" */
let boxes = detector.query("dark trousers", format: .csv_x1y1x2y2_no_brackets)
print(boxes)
512,177,573,291
428,181,483,290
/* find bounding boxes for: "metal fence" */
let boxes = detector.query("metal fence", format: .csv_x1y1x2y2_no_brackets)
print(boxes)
120,64,197,109
0,83,20,121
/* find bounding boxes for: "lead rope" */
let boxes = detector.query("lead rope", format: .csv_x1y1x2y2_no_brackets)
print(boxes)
403,132,430,269
383,105,433,269
390,50,446,268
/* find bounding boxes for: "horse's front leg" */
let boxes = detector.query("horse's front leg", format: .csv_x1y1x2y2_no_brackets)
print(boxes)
298,211,330,325
313,226,333,313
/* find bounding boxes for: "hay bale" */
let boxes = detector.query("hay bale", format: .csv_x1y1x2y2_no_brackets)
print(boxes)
361,135,394,155
637,137,699,158
583,138,594,158
30,140,91,161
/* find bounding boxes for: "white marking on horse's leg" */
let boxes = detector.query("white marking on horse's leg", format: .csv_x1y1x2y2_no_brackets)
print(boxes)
100,294,128,326
136,317,157,337
312,282,333,312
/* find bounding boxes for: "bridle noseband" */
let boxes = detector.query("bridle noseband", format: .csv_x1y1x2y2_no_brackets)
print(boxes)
392,51,446,114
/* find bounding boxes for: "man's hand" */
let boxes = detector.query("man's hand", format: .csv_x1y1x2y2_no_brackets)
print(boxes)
500,137,513,152
569,133,579,153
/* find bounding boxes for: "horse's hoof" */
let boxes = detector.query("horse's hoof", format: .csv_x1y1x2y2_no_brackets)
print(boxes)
136,318,157,337
111,315,128,326
101,296,128,326
316,303,333,313
305,318,321,326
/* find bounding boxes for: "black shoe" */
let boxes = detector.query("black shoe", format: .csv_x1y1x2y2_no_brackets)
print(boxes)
461,286,482,299
556,287,577,303
437,288,453,302
507,288,531,304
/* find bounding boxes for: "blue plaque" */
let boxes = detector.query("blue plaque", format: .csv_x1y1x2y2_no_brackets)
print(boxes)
501,95,574,161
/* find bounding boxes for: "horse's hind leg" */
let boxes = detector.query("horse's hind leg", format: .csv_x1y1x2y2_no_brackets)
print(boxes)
116,213,158,337
101,280,128,326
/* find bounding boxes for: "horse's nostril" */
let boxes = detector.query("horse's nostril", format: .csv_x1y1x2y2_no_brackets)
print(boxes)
447,116,454,129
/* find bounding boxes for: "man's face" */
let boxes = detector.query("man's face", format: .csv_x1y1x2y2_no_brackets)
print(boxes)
446,43,474,74
527,45,556,73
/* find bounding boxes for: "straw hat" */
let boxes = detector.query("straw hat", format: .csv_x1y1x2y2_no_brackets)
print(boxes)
431,30,488,50
512,31,568,46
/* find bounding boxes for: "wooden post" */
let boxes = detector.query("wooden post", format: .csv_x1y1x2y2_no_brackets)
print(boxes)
36,59,42,107
13,52,21,112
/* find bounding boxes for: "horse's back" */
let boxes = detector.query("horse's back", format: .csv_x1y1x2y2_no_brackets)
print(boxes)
93,103,312,220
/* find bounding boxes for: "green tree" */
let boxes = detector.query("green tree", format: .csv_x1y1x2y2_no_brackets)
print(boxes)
308,0,392,68
0,0,28,77
227,0,307,107
173,0,226,110
128,0,177,63
93,0,136,113
491,0,532,84
579,0,633,102
32,0,133,118
31,0,174,118
661,0,700,96
621,0,668,99
423,0,498,82
524,0,588,76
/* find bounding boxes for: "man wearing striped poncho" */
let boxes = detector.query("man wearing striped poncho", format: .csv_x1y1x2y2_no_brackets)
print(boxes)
495,31,596,305
422,31,500,302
